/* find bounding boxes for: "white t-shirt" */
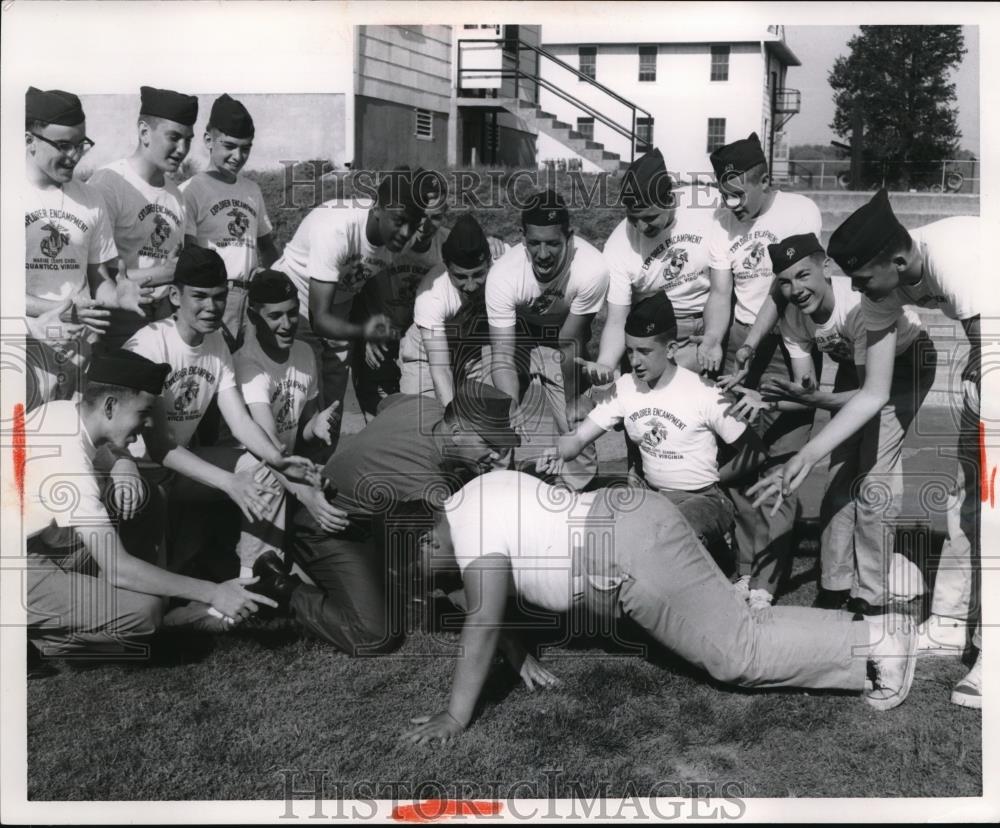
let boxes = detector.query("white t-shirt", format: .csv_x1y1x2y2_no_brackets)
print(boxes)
399,264,467,362
24,401,109,538
89,159,186,301
588,367,747,490
25,180,118,301
124,317,236,453
861,217,981,331
780,276,923,366
273,203,394,321
234,335,317,453
445,471,591,613
486,235,609,329
364,227,446,330
707,192,823,325
179,173,273,282
602,193,715,315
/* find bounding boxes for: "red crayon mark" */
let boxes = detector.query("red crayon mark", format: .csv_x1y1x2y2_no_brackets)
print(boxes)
391,800,504,823
991,467,997,510
13,403,26,512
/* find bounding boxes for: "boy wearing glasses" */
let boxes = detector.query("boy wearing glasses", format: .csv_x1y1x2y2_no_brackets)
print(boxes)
90,86,197,349
24,87,146,406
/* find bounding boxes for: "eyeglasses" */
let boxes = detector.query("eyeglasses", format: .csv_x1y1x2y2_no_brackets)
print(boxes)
29,133,95,158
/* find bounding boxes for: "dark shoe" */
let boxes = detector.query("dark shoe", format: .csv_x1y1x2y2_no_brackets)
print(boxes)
813,588,851,611
251,551,302,613
847,596,888,620
27,642,59,680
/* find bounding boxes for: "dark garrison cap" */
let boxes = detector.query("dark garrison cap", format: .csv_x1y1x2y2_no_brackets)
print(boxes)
625,292,678,338
767,233,825,274
26,87,85,126
87,350,170,396
173,246,227,288
521,189,569,227
208,94,254,139
140,86,199,126
449,380,520,450
248,269,297,305
620,147,673,211
827,189,907,274
442,214,491,269
710,132,767,180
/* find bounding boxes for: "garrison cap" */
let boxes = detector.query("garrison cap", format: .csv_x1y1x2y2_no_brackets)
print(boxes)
827,189,907,274
521,189,569,227
139,86,199,126
248,269,298,305
173,245,227,288
87,350,170,396
442,213,491,270
620,147,673,211
208,94,254,139
448,380,520,450
625,292,678,338
710,132,767,180
26,87,86,126
767,233,825,274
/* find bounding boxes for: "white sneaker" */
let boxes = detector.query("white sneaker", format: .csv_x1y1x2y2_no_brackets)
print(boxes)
864,613,918,711
748,588,774,612
951,653,982,709
887,552,926,602
732,575,751,601
917,615,967,657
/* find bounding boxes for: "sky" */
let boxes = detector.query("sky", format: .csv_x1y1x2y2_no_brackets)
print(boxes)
783,25,980,156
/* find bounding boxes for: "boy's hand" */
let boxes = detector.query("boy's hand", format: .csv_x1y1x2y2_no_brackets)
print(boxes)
311,401,341,446
402,711,465,746
363,314,398,344
573,357,615,386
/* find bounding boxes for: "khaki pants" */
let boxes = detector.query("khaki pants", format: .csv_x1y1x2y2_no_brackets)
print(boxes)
26,530,164,659
582,491,869,690
514,342,598,491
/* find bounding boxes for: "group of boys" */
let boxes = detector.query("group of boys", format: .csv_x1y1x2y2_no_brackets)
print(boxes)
22,83,983,712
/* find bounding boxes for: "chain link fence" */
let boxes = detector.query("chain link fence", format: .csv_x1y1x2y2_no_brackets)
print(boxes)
778,159,980,194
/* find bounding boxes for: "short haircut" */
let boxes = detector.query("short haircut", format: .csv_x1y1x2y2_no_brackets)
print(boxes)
81,380,140,407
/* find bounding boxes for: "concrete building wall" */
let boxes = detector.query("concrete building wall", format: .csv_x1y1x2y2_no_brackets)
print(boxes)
74,93,347,177
538,42,764,178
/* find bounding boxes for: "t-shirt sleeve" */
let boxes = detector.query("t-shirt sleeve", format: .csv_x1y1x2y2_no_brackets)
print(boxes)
860,293,904,332
802,197,823,237
779,311,813,359
306,214,350,283
569,259,610,316
603,227,633,306
846,306,868,366
217,345,237,392
701,380,748,444
88,193,119,265
707,214,732,271
88,170,121,221
235,350,271,406
586,381,628,431
255,183,273,237
180,179,199,236
485,262,517,328
413,280,448,331
122,326,159,361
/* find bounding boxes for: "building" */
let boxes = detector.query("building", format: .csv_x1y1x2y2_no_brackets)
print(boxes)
535,24,802,180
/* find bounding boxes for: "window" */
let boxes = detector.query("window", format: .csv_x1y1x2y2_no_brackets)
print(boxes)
579,46,597,80
706,118,726,153
710,45,730,81
638,46,657,82
576,117,594,142
635,117,654,152
415,109,433,140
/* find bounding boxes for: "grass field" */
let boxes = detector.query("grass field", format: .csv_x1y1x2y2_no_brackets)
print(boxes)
26,165,982,802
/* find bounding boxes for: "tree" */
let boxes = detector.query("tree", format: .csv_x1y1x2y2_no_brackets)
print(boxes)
829,26,966,187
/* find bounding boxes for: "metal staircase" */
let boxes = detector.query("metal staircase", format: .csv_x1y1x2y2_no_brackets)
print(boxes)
457,37,652,173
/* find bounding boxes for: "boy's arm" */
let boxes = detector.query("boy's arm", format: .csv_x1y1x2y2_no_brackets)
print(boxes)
698,267,733,373
421,327,457,409
257,234,280,268
403,556,512,743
